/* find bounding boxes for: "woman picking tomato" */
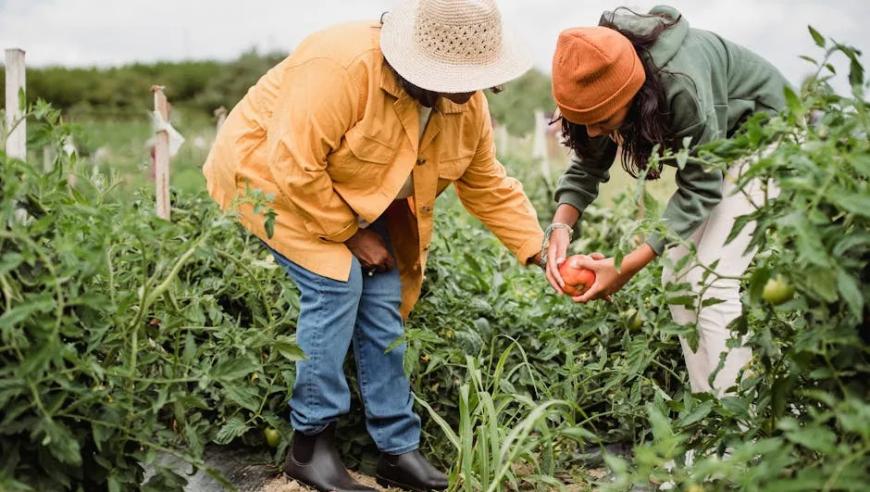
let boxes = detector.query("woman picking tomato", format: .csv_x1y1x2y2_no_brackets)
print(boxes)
543,6,787,395
204,1,543,490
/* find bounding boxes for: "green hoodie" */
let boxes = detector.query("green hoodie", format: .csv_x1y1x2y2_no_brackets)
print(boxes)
554,5,789,254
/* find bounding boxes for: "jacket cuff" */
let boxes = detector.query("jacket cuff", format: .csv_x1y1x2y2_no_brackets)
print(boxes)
516,234,545,266
313,220,359,243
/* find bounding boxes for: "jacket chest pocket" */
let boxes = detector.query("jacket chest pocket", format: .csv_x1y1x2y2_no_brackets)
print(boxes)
328,130,398,183
436,153,472,194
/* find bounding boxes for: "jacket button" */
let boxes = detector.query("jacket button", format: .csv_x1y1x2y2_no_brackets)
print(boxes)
416,158,427,166
421,205,432,214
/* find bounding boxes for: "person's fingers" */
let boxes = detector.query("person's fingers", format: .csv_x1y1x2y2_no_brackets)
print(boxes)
357,256,373,270
547,256,565,290
569,255,597,271
574,280,604,303
590,252,606,260
545,266,563,294
547,244,563,287
380,253,394,272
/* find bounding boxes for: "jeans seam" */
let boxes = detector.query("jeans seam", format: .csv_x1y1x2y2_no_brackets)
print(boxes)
297,266,326,428
352,329,377,442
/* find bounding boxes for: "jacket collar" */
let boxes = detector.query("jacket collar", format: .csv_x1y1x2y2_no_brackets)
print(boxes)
600,5,689,68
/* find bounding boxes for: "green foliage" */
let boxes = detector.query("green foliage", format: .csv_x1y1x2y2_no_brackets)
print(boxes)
0,30,867,492
597,32,870,491
1,52,555,136
486,69,555,135
0,107,301,491
0,50,285,119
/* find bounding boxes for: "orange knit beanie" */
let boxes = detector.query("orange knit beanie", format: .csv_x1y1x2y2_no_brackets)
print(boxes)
552,27,646,125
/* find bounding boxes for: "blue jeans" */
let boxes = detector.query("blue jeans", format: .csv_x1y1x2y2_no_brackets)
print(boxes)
268,220,420,454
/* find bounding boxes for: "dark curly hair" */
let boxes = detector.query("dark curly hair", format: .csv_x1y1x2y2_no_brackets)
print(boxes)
560,8,679,179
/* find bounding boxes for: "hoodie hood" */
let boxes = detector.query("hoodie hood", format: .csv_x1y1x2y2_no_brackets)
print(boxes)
599,5,689,68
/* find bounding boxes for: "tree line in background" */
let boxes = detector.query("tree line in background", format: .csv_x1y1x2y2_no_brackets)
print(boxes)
0,50,554,135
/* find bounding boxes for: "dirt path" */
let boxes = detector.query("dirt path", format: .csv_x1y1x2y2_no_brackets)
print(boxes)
261,471,402,492
146,445,604,491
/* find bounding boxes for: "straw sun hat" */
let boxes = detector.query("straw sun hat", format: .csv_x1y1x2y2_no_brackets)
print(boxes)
380,0,532,93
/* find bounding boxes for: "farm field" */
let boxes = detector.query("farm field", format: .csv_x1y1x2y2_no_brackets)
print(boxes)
1,31,868,492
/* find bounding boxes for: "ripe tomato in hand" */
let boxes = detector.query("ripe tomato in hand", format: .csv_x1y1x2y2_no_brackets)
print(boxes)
558,256,596,296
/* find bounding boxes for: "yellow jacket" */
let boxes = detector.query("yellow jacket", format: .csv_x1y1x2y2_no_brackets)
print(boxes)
203,21,544,318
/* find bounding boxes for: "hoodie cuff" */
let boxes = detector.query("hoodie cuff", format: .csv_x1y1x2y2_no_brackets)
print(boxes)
645,233,667,256
556,192,592,228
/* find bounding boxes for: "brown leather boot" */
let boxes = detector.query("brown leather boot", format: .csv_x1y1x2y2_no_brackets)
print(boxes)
283,424,376,492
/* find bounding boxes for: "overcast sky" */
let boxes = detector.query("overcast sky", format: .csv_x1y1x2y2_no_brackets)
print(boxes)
1,0,868,90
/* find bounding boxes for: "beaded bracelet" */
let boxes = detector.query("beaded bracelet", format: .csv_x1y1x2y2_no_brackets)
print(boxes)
540,223,574,267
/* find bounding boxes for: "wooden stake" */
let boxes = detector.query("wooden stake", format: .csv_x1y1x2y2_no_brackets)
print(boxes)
43,146,55,172
494,123,509,157
151,85,171,221
214,106,227,132
532,110,551,178
4,48,26,160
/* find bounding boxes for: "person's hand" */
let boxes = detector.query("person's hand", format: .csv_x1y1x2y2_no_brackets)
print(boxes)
544,227,571,294
568,255,634,304
530,253,544,270
345,229,394,273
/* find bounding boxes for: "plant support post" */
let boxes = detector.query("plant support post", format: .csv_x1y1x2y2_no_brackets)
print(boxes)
5,48,26,160
532,110,550,179
214,106,227,132
151,85,171,221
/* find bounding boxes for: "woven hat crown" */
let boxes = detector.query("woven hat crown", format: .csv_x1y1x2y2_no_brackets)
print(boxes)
414,0,503,65
380,0,531,93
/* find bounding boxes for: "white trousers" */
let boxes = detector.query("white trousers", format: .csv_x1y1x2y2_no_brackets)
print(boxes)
661,161,777,395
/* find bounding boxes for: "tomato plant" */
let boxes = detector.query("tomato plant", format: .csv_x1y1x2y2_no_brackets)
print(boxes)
0,27,866,492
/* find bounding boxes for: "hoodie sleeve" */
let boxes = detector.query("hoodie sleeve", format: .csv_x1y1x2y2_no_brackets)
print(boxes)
553,136,618,228
646,89,724,255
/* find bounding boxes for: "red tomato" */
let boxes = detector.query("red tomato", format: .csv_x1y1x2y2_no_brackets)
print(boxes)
558,256,597,296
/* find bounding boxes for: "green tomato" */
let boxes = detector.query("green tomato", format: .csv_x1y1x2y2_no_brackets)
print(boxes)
263,427,280,448
623,308,644,330
762,276,795,305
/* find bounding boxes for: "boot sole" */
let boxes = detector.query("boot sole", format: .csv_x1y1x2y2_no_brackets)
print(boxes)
284,470,330,492
375,475,446,492
285,469,375,492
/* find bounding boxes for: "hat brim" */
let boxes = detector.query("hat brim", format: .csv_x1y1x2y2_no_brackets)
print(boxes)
380,0,533,94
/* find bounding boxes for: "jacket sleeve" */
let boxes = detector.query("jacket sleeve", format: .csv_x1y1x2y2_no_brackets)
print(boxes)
265,58,360,243
646,90,724,255
453,104,545,265
553,136,618,228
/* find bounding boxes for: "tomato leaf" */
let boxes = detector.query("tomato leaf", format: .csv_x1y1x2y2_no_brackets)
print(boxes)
808,25,826,48
212,356,259,381
836,269,863,319
275,341,306,362
214,416,250,445
38,418,82,466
